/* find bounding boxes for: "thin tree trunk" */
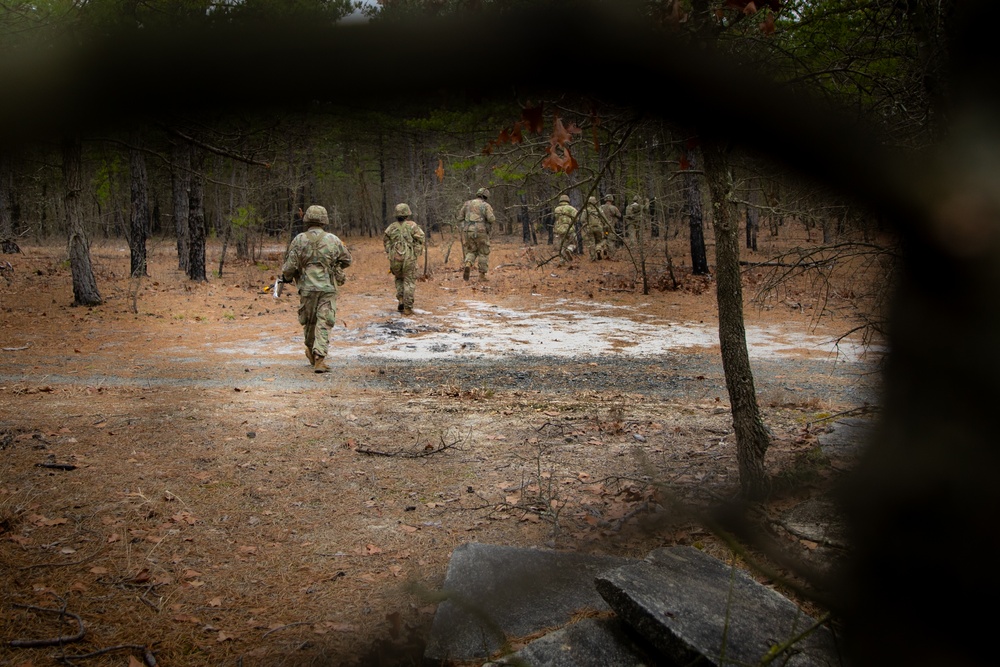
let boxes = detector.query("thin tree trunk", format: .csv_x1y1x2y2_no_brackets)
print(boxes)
685,150,710,275
129,132,149,277
187,149,208,282
63,136,102,306
702,138,770,499
746,177,759,251
0,153,13,240
172,141,191,271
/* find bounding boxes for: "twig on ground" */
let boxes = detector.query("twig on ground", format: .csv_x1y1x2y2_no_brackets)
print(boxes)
261,621,312,638
355,434,460,458
35,462,78,471
9,603,85,648
2,343,31,351
55,644,157,666
19,551,100,571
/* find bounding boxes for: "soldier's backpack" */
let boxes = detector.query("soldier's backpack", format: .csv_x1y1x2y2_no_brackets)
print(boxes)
387,222,415,263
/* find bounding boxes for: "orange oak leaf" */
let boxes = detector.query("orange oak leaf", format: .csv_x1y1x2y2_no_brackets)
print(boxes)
435,159,444,182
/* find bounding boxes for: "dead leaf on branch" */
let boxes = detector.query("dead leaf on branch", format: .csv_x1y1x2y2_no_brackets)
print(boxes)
435,159,445,183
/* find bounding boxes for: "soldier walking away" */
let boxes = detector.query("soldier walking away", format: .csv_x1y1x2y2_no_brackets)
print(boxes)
281,204,352,373
582,195,609,261
600,194,623,249
624,195,645,245
457,187,496,281
384,202,425,316
553,194,578,264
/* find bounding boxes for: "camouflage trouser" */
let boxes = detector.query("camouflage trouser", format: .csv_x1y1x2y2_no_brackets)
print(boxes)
462,224,491,275
390,258,417,309
588,227,606,260
298,291,338,361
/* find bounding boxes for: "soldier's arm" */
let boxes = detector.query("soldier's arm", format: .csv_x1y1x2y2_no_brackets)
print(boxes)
412,222,426,251
337,240,353,268
281,238,301,282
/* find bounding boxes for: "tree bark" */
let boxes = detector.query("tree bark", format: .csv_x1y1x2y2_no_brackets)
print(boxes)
129,132,149,277
171,140,191,271
685,151,710,275
746,178,759,251
702,138,770,499
0,153,13,240
62,136,102,306
187,148,208,282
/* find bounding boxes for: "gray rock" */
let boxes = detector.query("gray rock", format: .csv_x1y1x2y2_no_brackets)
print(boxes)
596,546,846,666
782,495,850,549
817,417,874,459
424,542,639,663
485,617,655,667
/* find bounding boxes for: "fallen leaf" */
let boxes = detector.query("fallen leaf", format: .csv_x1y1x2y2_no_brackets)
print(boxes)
216,631,236,642
128,656,144,667
208,597,223,607
89,566,108,575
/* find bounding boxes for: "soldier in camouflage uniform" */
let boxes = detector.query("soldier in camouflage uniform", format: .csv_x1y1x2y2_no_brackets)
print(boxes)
383,202,425,316
582,195,610,261
624,195,645,245
281,205,352,373
600,194,623,249
553,194,578,263
457,187,496,281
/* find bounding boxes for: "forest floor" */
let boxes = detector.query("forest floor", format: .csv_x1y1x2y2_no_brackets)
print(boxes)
0,230,883,666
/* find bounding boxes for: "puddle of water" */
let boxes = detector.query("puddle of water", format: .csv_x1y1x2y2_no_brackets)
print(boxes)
233,299,881,363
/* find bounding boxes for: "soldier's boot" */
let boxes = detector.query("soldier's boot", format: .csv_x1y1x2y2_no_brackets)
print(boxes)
403,306,413,316
305,348,315,365
479,272,488,281
313,355,330,373
463,266,471,281
397,303,405,312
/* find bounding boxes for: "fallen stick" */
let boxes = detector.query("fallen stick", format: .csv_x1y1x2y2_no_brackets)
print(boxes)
56,644,157,666
2,343,31,351
35,462,78,471
9,604,85,648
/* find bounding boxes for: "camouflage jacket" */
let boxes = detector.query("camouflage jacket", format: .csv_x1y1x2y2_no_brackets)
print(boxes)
282,227,352,294
384,219,425,263
582,204,608,231
600,203,622,227
457,197,496,231
553,203,578,235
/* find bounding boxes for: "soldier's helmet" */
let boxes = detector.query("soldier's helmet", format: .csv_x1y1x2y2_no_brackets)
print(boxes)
303,205,329,226
632,195,640,204
477,187,491,199
604,194,614,202
588,196,598,204
394,203,412,218
558,194,570,203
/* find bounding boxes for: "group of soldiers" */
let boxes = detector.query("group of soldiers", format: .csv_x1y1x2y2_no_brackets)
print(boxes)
279,188,646,373
553,193,647,263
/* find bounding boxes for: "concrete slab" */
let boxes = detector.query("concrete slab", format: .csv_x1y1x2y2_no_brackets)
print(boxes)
596,546,847,666
424,542,639,663
484,616,656,667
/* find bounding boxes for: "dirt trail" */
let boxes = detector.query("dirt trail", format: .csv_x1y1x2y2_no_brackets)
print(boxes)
0,237,879,666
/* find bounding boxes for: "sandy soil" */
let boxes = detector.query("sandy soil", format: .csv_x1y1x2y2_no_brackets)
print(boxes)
0,231,881,666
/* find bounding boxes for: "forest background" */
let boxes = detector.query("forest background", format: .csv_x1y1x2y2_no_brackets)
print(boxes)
1,1,998,666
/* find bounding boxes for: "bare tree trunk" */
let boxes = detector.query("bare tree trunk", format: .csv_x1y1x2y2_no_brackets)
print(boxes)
129,132,149,277
746,177,759,251
187,149,208,282
172,141,190,271
0,153,13,240
702,138,770,499
685,150,710,275
63,136,102,306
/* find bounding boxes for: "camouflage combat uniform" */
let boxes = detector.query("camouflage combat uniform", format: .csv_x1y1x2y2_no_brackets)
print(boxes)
457,187,496,280
600,195,623,249
553,195,578,263
384,203,425,315
282,205,352,373
582,196,609,260
624,196,645,245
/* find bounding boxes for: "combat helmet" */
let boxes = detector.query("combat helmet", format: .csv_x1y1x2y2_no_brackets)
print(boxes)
394,203,412,218
604,194,614,202
588,196,598,204
303,205,329,226
477,187,490,199
558,194,570,203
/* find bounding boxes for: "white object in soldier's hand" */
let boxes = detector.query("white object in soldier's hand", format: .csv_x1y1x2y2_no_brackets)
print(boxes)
272,278,284,299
